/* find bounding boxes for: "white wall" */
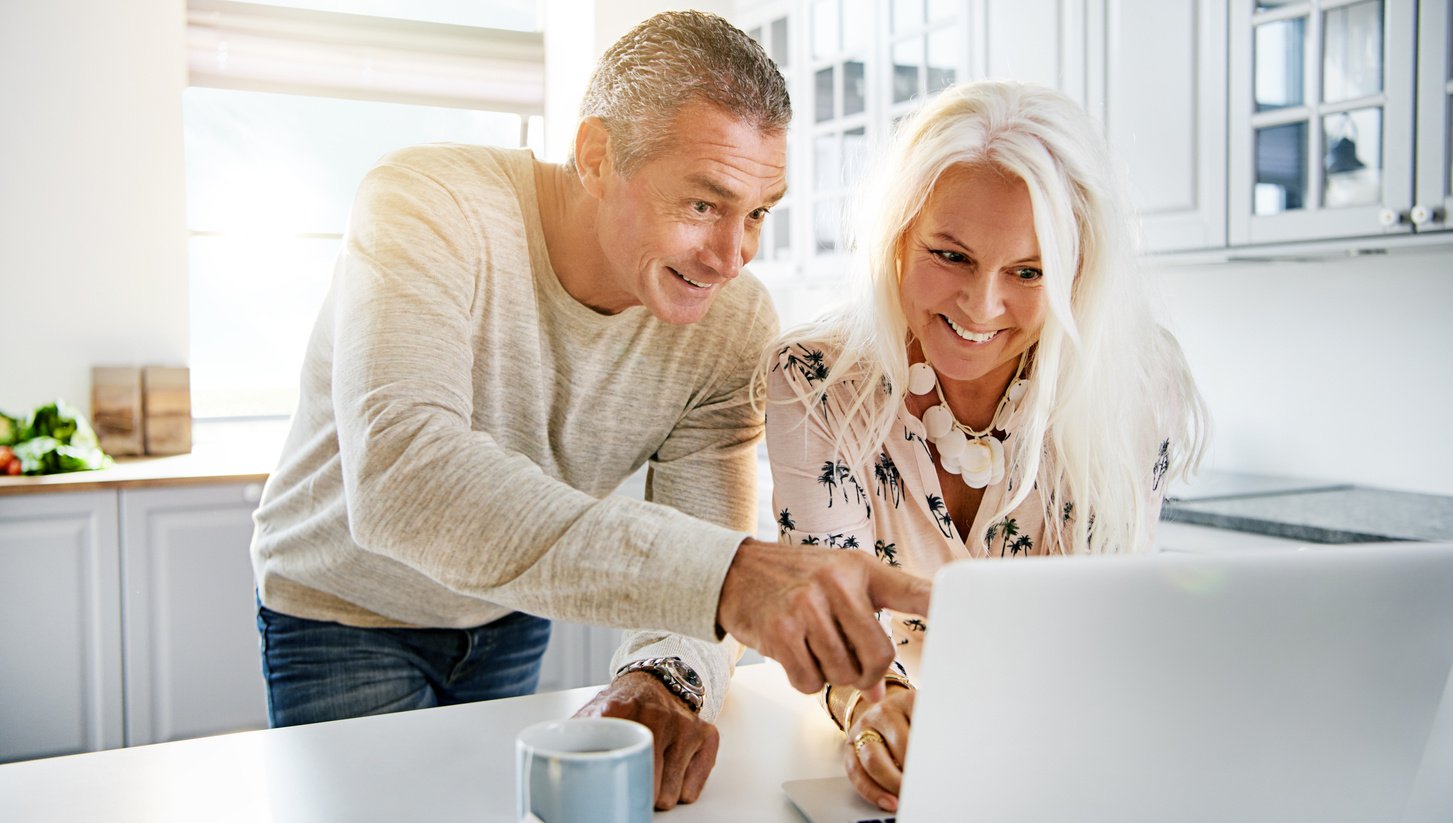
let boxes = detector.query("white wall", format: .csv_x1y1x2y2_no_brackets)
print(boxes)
0,1,190,415
1158,249,1453,496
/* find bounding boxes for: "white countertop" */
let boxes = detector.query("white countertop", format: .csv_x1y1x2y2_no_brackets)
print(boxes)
0,662,843,822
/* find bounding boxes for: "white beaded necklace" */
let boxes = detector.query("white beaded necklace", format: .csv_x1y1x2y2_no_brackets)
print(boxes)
906,350,1029,490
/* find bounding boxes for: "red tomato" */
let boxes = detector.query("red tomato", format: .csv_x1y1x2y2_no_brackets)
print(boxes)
4,458,20,476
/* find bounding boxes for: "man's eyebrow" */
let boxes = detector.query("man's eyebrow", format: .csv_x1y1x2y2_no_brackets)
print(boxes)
686,175,789,207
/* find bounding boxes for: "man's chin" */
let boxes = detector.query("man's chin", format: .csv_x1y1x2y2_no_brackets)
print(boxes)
649,302,713,325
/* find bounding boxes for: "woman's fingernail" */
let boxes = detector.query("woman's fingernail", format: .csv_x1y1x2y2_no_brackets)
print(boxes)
880,796,898,812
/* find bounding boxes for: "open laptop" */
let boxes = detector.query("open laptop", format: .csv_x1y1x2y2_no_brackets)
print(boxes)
785,543,1453,823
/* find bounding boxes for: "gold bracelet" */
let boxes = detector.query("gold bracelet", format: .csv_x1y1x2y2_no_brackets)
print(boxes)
841,689,866,731
826,672,915,733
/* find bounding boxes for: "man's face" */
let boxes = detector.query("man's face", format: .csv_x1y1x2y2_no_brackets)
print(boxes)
591,101,788,325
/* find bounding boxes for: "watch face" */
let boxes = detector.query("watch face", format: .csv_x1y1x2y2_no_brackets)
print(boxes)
662,660,703,697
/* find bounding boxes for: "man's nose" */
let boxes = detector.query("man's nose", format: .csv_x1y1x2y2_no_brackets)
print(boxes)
702,220,745,279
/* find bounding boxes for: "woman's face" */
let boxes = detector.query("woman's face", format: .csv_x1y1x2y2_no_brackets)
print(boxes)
898,164,1049,394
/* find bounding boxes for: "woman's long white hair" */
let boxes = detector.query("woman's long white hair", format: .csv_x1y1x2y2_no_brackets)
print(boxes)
765,80,1207,554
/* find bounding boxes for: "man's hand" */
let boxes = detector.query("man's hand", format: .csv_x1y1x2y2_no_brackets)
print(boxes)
716,539,932,700
573,672,720,810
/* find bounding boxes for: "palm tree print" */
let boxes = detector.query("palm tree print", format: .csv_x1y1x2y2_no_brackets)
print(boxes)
995,517,1020,557
777,508,795,536
902,618,927,633
800,535,820,545
1063,501,1074,523
926,494,952,537
903,426,932,458
874,539,901,567
774,345,831,385
836,463,865,505
841,535,861,551
873,452,903,507
1009,535,1034,556
817,461,839,507
1152,438,1171,491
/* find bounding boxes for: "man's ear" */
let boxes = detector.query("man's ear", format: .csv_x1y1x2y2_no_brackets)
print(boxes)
575,116,613,199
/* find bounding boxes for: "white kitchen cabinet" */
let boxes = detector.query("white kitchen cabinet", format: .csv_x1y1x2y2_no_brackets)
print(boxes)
1414,0,1452,233
0,481,266,762
119,483,268,746
537,621,622,694
1097,0,1229,252
1228,0,1423,245
0,492,124,763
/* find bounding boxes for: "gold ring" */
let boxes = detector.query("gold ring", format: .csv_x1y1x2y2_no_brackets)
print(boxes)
852,729,884,756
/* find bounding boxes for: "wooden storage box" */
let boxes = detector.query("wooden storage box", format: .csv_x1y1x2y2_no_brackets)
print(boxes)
142,366,192,455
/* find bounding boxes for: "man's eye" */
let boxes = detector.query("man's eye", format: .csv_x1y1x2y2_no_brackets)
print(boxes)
692,201,712,214
749,207,771,221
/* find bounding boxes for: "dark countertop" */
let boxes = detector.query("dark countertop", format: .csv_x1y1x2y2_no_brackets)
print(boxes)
1163,472,1453,544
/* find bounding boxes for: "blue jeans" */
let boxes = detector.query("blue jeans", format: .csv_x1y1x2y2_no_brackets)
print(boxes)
257,603,551,728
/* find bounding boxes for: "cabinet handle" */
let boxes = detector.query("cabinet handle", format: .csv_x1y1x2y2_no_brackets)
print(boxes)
1378,208,1410,227
1410,205,1446,226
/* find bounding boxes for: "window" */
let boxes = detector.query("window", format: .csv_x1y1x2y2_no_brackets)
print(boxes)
185,0,542,418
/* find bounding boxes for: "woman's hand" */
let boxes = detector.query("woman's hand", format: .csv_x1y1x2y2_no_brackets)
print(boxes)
843,686,915,812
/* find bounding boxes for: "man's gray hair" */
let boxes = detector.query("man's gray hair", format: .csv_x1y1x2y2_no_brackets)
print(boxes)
578,10,791,176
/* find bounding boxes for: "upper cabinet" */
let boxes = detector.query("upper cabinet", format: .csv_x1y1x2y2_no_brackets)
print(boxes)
1227,0,1445,244
1415,0,1453,233
1099,0,1229,252
735,0,1449,272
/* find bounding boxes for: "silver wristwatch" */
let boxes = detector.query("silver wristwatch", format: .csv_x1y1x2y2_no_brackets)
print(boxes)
615,656,705,714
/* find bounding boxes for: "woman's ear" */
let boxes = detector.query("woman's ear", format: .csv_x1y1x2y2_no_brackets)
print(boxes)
574,116,613,199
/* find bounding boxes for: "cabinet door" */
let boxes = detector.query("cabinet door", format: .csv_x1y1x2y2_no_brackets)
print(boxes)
1229,0,1418,245
1415,0,1452,232
978,0,1089,108
0,492,123,762
120,483,268,746
1100,0,1228,252
537,621,623,693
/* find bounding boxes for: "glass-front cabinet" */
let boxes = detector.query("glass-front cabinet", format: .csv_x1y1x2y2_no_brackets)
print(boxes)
1415,0,1453,233
1229,0,1420,244
736,0,974,293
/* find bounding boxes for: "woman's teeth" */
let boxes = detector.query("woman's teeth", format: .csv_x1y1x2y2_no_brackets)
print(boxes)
946,317,998,343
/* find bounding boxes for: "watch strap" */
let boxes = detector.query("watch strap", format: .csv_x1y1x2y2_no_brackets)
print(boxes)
616,656,705,714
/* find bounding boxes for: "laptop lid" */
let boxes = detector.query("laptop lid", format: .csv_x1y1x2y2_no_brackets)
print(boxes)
894,544,1453,823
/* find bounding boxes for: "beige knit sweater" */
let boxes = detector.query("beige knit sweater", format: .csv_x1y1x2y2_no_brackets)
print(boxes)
250,144,777,718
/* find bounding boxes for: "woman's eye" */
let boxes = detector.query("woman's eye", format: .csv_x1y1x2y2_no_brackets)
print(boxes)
932,250,967,264
1014,267,1044,281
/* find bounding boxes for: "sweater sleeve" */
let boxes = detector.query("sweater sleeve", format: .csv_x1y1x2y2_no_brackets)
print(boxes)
329,156,744,640
606,283,780,718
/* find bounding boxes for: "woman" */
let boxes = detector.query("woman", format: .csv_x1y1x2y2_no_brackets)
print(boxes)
763,80,1207,812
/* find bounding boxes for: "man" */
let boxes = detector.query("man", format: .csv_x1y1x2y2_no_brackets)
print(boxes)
250,10,929,810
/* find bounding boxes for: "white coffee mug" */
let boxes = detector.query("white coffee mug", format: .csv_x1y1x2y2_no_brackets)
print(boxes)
515,717,654,823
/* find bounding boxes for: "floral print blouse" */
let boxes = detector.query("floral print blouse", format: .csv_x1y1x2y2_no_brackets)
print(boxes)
765,342,1172,681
